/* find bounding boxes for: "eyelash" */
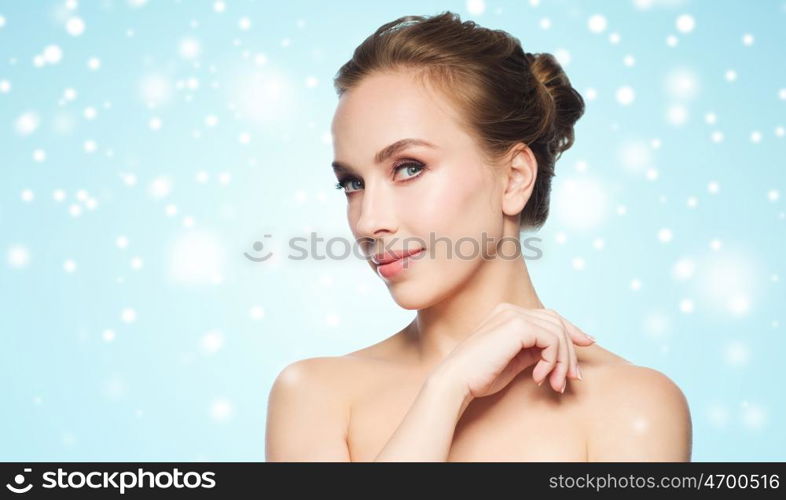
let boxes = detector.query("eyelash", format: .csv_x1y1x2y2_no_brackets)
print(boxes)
334,160,426,194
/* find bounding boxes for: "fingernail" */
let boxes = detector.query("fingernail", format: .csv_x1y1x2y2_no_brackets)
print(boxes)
560,379,566,393
576,365,583,380
585,333,596,342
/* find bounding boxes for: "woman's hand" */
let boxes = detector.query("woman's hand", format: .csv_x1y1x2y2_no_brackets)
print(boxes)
432,302,596,407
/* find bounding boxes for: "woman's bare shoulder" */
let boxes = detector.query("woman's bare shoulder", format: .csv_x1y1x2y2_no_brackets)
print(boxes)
574,342,632,368
574,345,692,461
272,353,375,392
576,344,686,394
266,355,371,461
272,338,401,399
272,322,412,398
575,343,687,405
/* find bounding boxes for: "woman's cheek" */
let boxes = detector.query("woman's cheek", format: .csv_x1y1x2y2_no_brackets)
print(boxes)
438,167,492,229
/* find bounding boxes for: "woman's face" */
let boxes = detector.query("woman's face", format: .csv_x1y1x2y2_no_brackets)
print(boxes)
330,70,512,309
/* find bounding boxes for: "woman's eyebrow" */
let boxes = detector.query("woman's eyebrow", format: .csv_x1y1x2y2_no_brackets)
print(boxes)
331,138,437,174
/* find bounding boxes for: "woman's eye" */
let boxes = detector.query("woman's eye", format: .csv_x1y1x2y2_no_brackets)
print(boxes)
394,162,425,181
344,178,362,193
335,162,425,194
335,177,362,193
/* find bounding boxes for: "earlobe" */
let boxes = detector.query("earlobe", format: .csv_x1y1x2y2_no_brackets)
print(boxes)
501,145,537,217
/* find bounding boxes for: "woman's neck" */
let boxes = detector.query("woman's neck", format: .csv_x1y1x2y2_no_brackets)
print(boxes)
405,253,544,370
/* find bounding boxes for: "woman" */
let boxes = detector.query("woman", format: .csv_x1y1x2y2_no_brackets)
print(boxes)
266,11,692,462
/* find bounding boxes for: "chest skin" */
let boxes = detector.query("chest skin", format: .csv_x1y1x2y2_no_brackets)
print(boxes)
345,364,588,462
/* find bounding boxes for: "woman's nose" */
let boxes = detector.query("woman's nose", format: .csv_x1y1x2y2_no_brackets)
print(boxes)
353,180,398,240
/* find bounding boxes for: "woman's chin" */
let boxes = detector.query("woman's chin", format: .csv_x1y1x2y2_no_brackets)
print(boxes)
387,278,453,311
388,284,434,310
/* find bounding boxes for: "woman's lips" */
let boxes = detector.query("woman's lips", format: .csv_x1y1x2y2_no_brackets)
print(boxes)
371,247,426,266
374,248,425,279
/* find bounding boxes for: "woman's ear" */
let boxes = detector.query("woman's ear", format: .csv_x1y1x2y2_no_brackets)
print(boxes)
501,143,538,217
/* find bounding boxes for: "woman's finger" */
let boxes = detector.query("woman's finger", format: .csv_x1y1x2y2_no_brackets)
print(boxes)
516,315,565,388
559,314,596,345
537,309,595,346
556,315,580,382
520,314,569,392
527,310,580,382
548,322,569,393
524,325,561,387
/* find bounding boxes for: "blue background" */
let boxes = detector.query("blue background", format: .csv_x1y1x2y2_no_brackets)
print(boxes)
1,0,784,461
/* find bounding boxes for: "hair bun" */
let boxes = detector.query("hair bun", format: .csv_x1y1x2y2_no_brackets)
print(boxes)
525,51,585,160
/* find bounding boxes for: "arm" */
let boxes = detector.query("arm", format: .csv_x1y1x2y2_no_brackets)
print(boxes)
265,357,351,461
374,367,472,462
586,365,693,461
